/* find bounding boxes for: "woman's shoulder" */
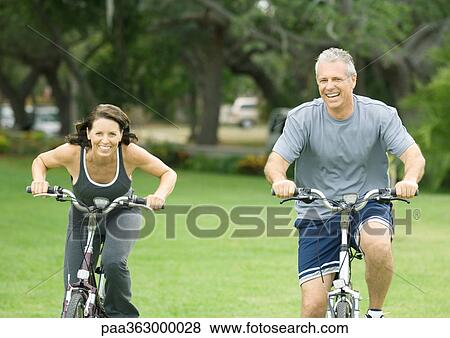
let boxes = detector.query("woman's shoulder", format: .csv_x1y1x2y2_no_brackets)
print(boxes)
121,143,152,165
122,142,142,158
51,143,81,162
57,142,81,154
37,143,80,170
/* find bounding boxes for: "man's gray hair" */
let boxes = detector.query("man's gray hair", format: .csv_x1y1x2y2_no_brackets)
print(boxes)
315,48,357,77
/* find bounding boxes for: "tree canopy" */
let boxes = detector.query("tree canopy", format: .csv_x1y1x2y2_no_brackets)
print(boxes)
0,0,448,151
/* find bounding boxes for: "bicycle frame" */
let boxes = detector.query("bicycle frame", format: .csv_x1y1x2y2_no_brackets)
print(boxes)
278,187,412,318
27,185,150,318
62,212,104,317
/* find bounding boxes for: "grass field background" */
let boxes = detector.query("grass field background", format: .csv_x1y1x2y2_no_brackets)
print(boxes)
0,156,449,317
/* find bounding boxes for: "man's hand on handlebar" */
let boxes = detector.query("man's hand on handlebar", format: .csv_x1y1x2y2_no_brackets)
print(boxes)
394,180,419,199
272,179,297,198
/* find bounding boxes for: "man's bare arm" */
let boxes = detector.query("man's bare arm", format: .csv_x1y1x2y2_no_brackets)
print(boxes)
395,143,426,198
264,152,296,197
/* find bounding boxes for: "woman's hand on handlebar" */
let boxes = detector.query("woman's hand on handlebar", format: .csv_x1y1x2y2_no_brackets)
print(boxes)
272,179,297,198
145,194,165,210
394,180,418,199
30,180,49,195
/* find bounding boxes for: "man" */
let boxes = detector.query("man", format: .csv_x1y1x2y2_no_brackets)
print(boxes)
264,48,425,318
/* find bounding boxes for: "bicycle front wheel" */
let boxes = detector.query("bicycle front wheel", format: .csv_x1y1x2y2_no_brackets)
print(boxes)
64,292,87,318
335,299,351,318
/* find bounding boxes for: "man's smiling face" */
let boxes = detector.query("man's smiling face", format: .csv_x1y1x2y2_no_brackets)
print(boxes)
316,60,357,118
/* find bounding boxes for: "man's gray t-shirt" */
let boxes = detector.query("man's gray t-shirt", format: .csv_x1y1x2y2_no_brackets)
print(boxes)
273,94,415,219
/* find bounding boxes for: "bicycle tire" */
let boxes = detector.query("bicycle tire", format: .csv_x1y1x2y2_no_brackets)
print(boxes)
64,291,87,318
335,299,351,318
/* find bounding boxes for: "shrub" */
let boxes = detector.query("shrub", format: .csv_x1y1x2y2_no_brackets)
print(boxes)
144,142,190,167
0,131,11,153
0,130,62,155
236,155,268,175
183,154,241,174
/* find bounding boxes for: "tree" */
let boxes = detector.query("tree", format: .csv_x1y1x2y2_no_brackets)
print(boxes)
147,0,450,144
401,37,450,191
1,0,448,145
0,0,102,133
0,63,39,130
0,0,47,130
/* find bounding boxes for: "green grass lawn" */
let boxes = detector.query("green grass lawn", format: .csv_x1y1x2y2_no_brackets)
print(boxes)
0,155,449,317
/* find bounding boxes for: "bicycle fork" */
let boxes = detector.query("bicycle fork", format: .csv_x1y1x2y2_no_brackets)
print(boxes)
327,211,360,318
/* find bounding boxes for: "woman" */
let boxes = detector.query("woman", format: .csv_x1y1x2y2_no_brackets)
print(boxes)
30,104,177,317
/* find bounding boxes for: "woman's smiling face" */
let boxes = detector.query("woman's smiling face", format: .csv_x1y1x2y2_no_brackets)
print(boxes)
87,118,123,156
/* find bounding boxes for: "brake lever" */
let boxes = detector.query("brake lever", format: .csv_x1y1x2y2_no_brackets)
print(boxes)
128,202,153,211
280,197,317,204
389,197,410,204
56,195,72,202
118,200,154,211
33,193,58,198
376,196,410,204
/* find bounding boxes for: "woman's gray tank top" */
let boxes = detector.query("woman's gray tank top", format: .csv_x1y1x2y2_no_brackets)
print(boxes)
72,145,131,207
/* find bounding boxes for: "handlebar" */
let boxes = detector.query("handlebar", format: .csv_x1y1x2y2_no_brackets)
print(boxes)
272,187,418,213
26,185,150,213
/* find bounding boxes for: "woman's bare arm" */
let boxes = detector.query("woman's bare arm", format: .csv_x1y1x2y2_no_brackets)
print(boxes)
31,143,78,194
124,143,177,209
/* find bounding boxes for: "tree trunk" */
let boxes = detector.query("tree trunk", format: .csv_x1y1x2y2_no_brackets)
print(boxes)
0,68,39,130
62,53,97,113
112,0,129,102
68,74,80,128
195,25,224,145
43,67,71,136
187,83,198,142
31,2,97,111
9,96,32,130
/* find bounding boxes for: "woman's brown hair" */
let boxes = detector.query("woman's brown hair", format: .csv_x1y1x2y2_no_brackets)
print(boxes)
65,104,138,147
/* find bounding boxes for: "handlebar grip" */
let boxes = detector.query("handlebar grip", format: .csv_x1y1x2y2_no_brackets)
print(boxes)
26,186,55,194
134,197,147,205
271,188,299,197
132,196,165,209
390,188,419,197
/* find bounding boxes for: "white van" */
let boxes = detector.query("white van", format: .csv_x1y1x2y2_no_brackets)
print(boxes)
33,105,61,135
219,96,259,128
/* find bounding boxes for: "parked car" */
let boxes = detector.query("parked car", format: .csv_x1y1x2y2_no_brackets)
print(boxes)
219,96,259,128
0,103,60,135
0,104,34,129
266,107,290,151
0,104,15,128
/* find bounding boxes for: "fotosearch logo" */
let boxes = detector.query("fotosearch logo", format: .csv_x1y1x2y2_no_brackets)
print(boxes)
69,205,420,241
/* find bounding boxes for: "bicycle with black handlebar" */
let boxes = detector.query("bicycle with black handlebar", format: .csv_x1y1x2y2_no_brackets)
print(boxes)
274,187,416,318
26,185,151,318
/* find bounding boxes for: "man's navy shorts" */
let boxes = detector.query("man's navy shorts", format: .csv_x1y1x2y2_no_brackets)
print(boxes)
294,201,393,285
